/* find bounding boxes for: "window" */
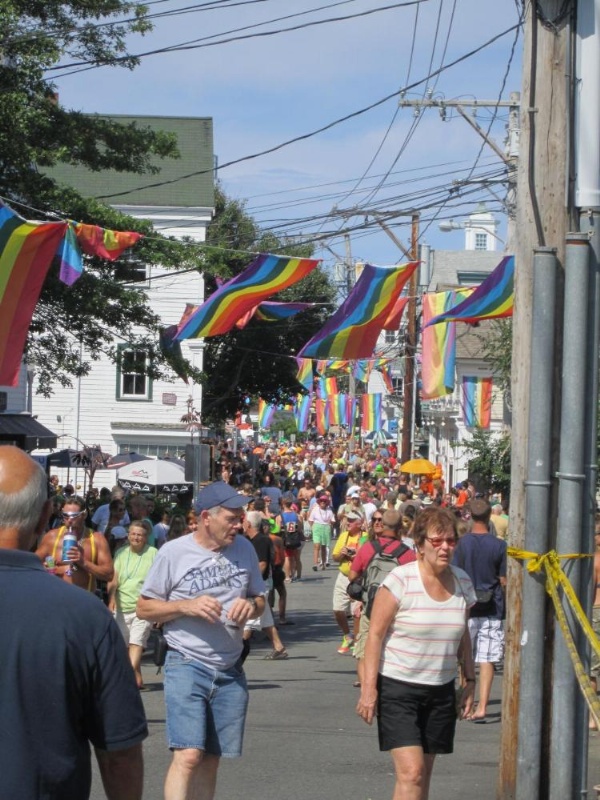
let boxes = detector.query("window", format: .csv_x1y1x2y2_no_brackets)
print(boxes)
114,257,147,284
385,330,397,344
117,346,152,401
475,232,488,251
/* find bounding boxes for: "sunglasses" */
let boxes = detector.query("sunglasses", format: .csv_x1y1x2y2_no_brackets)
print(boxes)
425,536,458,548
62,511,84,519
372,517,384,522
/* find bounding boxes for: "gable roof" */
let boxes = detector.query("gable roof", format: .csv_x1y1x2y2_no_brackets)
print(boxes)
45,115,214,208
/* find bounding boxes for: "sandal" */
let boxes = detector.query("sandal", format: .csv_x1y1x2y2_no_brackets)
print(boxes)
264,648,289,660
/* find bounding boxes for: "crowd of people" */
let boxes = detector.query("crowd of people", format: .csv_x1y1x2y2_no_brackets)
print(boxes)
0,436,513,800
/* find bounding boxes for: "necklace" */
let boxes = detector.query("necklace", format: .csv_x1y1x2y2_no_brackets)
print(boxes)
122,547,145,582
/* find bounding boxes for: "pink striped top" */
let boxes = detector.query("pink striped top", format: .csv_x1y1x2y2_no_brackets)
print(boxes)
380,561,476,686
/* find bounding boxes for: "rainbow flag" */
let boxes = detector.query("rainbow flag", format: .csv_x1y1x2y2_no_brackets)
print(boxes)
421,290,471,400
353,359,373,383
175,253,319,340
462,376,493,428
425,255,514,326
315,359,328,375
255,301,313,322
0,203,68,386
382,295,409,330
361,393,383,432
258,398,276,429
299,262,419,359
294,393,312,432
376,362,394,394
56,223,83,286
74,222,142,261
327,360,350,373
235,300,313,329
318,376,338,398
315,398,329,435
329,393,351,426
295,357,314,390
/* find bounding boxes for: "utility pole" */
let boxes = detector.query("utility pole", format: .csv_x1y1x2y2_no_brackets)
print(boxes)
398,96,520,247
401,213,419,463
499,3,571,799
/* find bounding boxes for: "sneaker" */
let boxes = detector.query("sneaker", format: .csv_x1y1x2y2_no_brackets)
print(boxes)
337,635,354,654
312,565,318,572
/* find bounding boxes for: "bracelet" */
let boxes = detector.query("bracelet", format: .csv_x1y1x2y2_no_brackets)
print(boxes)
465,678,476,683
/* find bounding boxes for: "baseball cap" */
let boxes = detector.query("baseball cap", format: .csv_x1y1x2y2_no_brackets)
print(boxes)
346,511,362,522
194,481,248,513
421,496,433,506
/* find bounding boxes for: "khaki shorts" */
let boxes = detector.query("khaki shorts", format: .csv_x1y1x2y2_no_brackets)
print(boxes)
115,609,153,648
353,612,370,660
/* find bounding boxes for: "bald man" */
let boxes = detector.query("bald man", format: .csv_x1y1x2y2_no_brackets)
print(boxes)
0,446,147,800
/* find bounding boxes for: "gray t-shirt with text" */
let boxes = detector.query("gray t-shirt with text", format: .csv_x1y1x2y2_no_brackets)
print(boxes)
141,533,265,669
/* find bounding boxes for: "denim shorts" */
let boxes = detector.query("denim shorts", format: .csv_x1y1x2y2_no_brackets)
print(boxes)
164,650,249,757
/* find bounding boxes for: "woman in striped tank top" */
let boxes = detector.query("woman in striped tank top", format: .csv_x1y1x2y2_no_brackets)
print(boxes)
357,507,477,800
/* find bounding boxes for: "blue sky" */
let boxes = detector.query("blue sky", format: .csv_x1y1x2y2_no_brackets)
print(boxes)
53,0,523,268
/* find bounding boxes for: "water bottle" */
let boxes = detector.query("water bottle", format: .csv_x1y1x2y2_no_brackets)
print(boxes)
61,527,78,563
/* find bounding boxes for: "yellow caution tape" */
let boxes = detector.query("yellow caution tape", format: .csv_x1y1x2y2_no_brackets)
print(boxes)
508,547,600,729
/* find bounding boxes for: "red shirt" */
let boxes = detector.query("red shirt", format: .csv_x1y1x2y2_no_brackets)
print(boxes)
351,535,416,577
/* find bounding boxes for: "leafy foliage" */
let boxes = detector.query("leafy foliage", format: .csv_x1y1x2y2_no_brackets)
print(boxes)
463,428,511,496
200,186,336,425
476,319,513,404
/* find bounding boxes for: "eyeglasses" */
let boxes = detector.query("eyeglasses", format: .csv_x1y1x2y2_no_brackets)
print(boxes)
372,517,384,523
62,511,84,519
425,536,458,548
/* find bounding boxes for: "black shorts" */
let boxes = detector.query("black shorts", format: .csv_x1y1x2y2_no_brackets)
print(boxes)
377,674,457,754
272,565,286,590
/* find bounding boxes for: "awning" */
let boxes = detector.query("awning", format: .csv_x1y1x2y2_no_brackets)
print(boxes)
0,414,58,451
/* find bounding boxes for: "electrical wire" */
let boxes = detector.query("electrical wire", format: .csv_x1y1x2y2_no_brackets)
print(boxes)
91,21,520,202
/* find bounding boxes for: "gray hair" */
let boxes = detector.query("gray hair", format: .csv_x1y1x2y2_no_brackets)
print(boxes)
0,459,48,534
245,510,263,530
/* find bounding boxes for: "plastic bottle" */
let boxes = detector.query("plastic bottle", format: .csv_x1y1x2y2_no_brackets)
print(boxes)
61,527,78,564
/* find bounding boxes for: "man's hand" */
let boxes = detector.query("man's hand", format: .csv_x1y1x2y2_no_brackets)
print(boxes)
227,597,259,626
183,595,223,623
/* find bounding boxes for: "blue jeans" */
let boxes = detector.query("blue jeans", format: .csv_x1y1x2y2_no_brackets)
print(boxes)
164,650,248,757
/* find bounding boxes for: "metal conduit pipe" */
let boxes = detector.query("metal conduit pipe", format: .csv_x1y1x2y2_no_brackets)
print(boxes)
515,248,558,800
549,233,591,800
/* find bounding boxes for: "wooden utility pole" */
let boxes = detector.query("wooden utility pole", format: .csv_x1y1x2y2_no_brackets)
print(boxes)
401,213,419,463
498,2,571,798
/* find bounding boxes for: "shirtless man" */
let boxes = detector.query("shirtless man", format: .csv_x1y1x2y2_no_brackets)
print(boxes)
36,495,114,592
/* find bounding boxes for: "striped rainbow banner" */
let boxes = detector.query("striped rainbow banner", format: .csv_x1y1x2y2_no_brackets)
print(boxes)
299,262,418,359
175,253,319,340
315,398,329,435
258,398,276,429
461,376,493,428
295,357,314,390
294,394,312,432
421,290,472,400
0,203,68,386
361,393,383,432
318,376,338,397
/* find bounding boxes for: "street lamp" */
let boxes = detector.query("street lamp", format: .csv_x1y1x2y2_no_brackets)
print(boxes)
438,219,505,245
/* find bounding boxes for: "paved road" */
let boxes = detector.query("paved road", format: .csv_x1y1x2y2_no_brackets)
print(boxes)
90,548,600,799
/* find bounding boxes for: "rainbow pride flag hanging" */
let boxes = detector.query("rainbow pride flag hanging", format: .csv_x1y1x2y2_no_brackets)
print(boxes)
327,359,350,373
258,398,276,429
328,393,351,426
294,393,312,432
425,255,514,327
235,300,314,329
421,290,472,400
382,295,409,331
74,222,142,261
361,393,383,432
56,223,83,286
318,376,338,398
352,359,373,383
462,376,493,428
315,398,329,435
0,203,68,386
295,357,314,390
299,262,418,359
175,253,319,340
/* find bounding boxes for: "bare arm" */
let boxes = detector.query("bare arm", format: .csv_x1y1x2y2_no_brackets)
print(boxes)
457,622,476,718
35,530,56,561
107,570,119,612
356,586,397,725
95,743,143,800
77,533,114,582
136,593,265,627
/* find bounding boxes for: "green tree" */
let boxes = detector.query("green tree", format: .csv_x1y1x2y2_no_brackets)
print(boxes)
268,410,298,439
200,185,336,425
463,428,511,497
1,0,203,393
476,319,513,402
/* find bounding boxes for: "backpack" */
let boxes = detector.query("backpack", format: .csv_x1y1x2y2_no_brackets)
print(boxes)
281,511,302,549
347,539,409,618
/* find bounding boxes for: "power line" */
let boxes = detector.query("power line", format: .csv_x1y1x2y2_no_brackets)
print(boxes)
91,21,520,202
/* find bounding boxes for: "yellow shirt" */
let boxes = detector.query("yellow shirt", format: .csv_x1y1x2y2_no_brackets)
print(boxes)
333,530,363,577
